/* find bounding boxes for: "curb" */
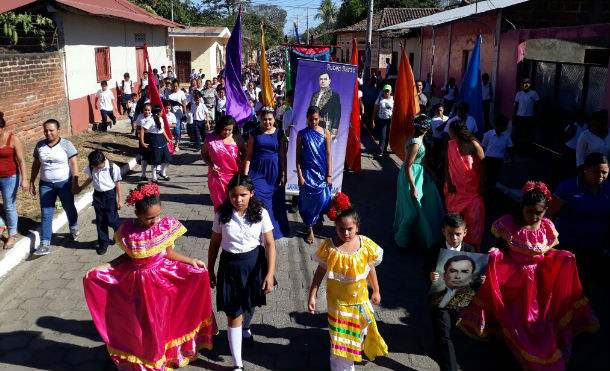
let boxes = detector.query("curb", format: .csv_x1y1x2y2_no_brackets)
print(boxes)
0,157,138,279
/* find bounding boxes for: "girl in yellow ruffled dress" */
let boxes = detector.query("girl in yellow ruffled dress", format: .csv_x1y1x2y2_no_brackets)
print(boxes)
308,199,388,371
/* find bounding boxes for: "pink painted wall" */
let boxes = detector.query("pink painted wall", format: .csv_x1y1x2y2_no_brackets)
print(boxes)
419,13,497,98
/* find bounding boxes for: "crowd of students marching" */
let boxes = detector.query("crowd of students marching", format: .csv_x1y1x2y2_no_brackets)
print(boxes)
3,63,604,371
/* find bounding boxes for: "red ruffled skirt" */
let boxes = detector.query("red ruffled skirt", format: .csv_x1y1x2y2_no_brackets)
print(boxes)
83,253,217,371
458,249,598,371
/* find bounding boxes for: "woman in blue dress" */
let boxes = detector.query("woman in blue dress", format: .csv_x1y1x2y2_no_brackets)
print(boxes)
243,108,290,239
296,106,332,244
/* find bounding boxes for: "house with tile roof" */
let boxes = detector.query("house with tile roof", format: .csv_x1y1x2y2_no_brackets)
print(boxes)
314,8,438,79
168,27,230,82
1,0,180,134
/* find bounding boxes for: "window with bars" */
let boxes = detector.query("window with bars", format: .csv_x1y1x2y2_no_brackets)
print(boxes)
135,33,146,43
94,47,111,82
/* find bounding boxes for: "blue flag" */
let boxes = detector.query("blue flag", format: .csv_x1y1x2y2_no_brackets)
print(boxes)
458,34,483,135
225,9,252,127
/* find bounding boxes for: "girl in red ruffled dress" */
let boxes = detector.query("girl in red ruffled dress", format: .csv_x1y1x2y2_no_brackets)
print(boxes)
83,183,217,371
459,181,599,371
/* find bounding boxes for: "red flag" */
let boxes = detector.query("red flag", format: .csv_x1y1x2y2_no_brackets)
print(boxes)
143,43,174,153
389,48,420,161
345,38,362,172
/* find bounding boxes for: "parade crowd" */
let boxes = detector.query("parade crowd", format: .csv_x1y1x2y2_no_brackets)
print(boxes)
0,60,608,371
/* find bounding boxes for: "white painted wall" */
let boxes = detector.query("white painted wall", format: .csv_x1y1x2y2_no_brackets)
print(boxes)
61,12,170,99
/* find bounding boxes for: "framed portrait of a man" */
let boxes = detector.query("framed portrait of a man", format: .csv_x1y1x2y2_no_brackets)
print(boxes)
428,249,489,310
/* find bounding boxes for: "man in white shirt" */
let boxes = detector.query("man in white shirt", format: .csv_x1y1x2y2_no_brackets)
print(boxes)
159,65,167,80
444,102,478,136
372,85,394,157
95,80,117,132
216,88,227,119
417,80,428,112
513,78,540,155
191,92,209,150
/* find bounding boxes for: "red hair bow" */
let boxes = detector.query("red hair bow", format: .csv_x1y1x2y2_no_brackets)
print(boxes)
521,181,552,202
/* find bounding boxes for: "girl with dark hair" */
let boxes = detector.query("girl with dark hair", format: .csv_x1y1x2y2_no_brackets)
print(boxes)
297,106,333,244
135,103,154,180
393,114,444,250
83,183,217,371
444,120,485,248
208,174,277,371
243,110,290,239
308,197,388,371
459,181,599,371
548,152,609,286
202,115,246,211
139,105,172,182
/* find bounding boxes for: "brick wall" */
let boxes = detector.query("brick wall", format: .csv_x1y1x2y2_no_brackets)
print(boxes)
0,52,70,143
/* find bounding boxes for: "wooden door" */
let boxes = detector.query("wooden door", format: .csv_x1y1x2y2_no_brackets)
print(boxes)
135,46,146,90
175,51,191,83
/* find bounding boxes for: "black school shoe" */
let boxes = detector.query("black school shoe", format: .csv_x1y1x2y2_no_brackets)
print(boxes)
243,329,254,347
96,245,108,255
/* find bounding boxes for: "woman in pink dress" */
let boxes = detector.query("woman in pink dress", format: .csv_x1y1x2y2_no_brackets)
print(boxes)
83,183,217,371
444,119,485,248
201,115,246,211
459,181,599,371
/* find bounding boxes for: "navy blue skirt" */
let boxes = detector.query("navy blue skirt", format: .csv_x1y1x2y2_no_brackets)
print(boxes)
217,245,270,318
145,133,171,165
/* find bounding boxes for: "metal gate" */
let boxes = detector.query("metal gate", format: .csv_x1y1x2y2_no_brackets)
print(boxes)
522,59,608,117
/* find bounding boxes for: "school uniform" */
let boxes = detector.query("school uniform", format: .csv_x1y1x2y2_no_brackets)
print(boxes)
140,116,171,166
191,103,209,148
85,160,122,254
212,208,274,318
120,80,134,113
482,129,513,191
513,90,540,154
96,89,116,131
425,241,476,371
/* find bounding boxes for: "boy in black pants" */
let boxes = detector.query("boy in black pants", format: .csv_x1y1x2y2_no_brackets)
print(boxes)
75,150,122,255
425,213,476,371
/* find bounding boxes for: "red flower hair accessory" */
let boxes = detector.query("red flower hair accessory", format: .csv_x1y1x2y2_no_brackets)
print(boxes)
327,192,352,221
126,182,161,206
521,181,552,201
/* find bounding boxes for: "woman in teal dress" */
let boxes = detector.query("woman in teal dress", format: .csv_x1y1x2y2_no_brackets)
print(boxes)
393,114,444,249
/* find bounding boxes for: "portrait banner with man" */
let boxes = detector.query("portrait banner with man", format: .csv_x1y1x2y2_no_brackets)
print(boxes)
286,59,357,195
428,249,489,310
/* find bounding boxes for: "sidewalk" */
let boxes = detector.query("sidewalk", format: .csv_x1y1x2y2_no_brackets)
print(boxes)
0,127,606,371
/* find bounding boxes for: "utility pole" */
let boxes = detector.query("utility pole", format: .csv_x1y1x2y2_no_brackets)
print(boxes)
171,0,175,70
363,0,374,83
306,7,310,44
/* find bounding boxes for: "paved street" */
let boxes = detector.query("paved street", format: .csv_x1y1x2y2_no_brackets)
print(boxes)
0,126,607,371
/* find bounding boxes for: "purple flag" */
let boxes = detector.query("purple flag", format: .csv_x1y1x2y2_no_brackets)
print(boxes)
225,10,252,127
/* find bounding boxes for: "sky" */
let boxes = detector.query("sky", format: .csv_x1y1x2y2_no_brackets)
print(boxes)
246,0,343,36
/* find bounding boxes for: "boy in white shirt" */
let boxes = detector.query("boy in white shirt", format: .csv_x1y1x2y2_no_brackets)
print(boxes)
191,91,209,150
513,78,540,155
119,72,134,115
216,88,227,119
372,85,394,157
163,101,178,142
127,93,138,134
76,150,122,255
482,115,513,194
95,80,117,132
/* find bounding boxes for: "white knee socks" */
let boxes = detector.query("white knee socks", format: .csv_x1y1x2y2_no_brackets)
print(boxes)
151,165,158,181
161,163,169,177
227,325,243,368
242,310,254,338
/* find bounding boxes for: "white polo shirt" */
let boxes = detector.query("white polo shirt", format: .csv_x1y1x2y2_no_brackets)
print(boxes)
212,208,273,254
191,103,209,121
33,138,78,183
431,115,449,139
141,116,165,135
96,89,115,111
444,115,479,135
84,160,122,192
576,129,610,167
514,90,539,117
482,129,513,159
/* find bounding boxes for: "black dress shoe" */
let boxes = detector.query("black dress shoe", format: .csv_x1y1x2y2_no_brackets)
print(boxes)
243,334,254,347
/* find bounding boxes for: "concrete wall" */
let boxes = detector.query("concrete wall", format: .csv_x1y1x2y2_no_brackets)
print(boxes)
60,12,170,133
0,52,70,143
524,38,607,64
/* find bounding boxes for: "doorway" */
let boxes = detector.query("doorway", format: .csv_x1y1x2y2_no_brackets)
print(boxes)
175,51,191,83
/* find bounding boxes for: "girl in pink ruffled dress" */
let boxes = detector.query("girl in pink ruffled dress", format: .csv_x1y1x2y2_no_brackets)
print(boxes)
83,183,217,371
459,181,599,371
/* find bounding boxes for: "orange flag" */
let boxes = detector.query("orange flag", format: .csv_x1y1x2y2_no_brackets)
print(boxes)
345,38,361,172
389,48,420,161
